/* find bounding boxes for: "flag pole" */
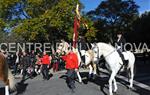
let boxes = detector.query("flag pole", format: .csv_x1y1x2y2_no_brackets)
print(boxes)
73,3,81,49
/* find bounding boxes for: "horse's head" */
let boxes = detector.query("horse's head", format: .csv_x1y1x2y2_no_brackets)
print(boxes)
56,42,69,54
92,43,102,64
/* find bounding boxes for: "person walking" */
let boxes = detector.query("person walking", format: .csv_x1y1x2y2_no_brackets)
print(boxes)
61,47,79,93
21,51,31,81
41,51,51,80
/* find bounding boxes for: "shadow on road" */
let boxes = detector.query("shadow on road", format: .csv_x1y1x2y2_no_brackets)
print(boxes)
80,72,109,95
80,71,150,95
15,80,28,95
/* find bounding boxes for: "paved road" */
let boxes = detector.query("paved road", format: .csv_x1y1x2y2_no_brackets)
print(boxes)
1,58,150,95
6,69,149,95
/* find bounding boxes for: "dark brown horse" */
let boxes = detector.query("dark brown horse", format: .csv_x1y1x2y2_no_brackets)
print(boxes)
0,52,16,95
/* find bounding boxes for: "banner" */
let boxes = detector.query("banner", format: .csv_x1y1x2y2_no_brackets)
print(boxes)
73,16,80,48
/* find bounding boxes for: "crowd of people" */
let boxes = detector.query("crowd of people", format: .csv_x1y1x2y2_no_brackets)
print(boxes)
0,45,80,93
3,50,65,81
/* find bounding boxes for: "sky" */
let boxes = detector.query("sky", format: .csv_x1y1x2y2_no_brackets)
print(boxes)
80,0,150,14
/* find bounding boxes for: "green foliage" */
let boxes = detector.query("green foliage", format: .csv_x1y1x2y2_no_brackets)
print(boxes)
13,0,80,42
87,0,139,42
0,0,141,44
0,0,82,42
0,18,6,31
82,16,97,42
126,11,150,43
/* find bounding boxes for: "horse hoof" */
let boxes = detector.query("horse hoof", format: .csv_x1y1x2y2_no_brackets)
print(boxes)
113,89,117,93
113,90,117,93
79,81,83,84
128,86,133,90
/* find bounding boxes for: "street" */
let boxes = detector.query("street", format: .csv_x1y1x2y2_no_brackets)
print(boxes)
1,58,150,95
9,67,150,95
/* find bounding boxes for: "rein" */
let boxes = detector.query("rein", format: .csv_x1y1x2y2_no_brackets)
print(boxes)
93,44,123,66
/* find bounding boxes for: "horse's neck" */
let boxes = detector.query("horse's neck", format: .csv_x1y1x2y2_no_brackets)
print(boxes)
99,43,115,56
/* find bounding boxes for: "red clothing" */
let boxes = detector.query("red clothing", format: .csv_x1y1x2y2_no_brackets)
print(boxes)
62,52,78,69
41,55,51,65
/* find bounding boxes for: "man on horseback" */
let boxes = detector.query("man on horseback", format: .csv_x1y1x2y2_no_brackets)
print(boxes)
115,31,126,65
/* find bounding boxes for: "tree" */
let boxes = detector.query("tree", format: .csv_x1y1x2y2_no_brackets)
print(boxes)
1,0,84,42
87,0,139,43
127,11,150,45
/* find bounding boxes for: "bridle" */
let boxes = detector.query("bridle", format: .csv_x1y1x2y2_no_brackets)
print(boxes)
92,43,124,66
91,44,100,63
92,43,116,63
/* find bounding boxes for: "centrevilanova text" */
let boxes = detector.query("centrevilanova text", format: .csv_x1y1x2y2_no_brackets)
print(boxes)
0,42,149,53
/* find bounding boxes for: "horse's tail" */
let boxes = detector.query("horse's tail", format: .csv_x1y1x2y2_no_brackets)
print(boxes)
8,68,16,90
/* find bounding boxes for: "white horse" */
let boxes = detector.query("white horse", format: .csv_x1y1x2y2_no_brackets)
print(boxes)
92,42,135,95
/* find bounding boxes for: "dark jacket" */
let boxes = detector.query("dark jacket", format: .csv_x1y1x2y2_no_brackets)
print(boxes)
116,36,126,46
116,36,126,51
21,55,31,67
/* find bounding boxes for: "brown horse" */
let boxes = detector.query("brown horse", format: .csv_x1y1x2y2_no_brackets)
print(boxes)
0,52,16,95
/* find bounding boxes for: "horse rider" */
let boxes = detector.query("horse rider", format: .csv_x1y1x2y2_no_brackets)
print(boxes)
115,31,126,64
61,47,79,93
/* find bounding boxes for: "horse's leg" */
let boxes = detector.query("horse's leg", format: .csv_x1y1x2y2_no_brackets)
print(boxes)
113,78,118,92
88,65,93,79
76,69,82,83
92,63,97,79
109,71,117,95
129,65,134,88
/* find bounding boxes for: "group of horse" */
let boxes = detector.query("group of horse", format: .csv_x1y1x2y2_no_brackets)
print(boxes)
0,41,135,95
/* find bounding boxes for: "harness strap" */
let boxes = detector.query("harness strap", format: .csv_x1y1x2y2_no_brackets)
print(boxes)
93,44,123,66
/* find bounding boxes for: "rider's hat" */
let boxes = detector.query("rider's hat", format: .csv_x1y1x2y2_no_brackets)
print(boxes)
117,31,123,35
